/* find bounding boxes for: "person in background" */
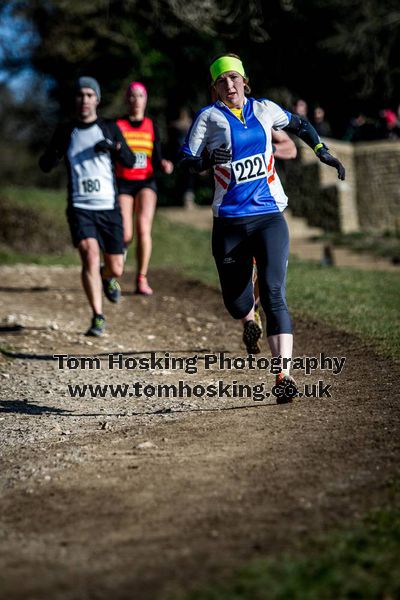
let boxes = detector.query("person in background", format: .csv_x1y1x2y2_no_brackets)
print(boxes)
115,82,174,295
168,107,196,209
179,53,345,403
39,77,135,337
343,112,379,142
312,105,332,137
293,98,308,119
378,109,400,139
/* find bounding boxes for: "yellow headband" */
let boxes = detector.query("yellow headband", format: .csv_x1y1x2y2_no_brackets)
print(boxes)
210,56,246,82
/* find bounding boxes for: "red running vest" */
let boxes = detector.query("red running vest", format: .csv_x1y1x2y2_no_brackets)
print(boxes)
115,117,155,180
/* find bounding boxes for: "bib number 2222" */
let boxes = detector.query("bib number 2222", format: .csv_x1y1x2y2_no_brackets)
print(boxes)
232,154,267,184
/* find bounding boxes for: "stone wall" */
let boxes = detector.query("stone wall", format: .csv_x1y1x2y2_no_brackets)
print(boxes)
353,141,400,232
298,138,400,233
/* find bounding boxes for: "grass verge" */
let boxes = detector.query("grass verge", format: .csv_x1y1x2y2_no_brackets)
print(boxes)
151,218,400,358
0,248,79,266
314,230,400,262
0,185,67,226
177,506,400,600
1,186,399,357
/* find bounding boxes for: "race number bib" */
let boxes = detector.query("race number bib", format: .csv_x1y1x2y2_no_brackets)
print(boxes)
231,154,267,184
78,175,111,197
133,152,147,169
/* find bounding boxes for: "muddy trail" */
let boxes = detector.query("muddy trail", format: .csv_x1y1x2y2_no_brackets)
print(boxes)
0,265,399,600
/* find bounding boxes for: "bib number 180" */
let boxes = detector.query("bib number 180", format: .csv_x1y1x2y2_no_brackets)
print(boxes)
81,178,101,193
232,154,267,184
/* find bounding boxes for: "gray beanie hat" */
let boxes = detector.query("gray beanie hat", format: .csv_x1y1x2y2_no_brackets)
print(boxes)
75,76,101,101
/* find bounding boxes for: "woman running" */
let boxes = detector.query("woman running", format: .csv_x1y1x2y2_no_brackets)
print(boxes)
179,53,345,402
116,81,173,295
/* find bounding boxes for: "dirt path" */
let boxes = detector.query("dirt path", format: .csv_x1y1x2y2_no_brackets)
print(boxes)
0,265,399,600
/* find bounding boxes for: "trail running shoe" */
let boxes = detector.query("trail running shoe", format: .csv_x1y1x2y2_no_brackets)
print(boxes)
85,315,106,337
102,276,121,303
135,274,153,296
243,319,262,355
273,373,299,404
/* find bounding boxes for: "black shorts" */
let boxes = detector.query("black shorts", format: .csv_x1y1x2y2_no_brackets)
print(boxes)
66,207,124,254
117,178,157,196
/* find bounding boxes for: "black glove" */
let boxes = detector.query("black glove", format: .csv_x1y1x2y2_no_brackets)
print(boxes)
211,146,232,165
94,138,119,154
316,144,346,180
203,145,232,170
178,146,232,174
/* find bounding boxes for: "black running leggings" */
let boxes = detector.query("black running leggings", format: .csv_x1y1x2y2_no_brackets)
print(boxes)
212,212,292,336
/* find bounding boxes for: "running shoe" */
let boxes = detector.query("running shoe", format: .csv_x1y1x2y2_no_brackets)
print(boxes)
101,274,121,303
273,372,298,404
85,315,106,337
242,319,262,354
135,274,153,296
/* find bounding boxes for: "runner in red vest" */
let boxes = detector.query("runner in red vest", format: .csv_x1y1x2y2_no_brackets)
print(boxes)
116,82,173,295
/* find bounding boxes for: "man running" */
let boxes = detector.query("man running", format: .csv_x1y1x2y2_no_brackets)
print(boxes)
39,77,136,336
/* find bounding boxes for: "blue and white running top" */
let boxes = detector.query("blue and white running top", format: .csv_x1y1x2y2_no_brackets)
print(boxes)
181,97,292,218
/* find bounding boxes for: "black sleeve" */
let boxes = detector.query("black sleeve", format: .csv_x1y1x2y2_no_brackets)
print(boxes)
38,123,72,173
106,121,136,168
177,152,208,174
283,115,321,152
151,122,163,170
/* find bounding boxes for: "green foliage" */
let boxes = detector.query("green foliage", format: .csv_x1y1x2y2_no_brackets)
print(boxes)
178,508,400,600
321,0,400,102
2,0,399,189
0,81,62,188
5,0,400,128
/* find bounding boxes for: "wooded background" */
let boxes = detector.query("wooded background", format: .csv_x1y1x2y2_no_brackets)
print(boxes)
1,0,399,187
